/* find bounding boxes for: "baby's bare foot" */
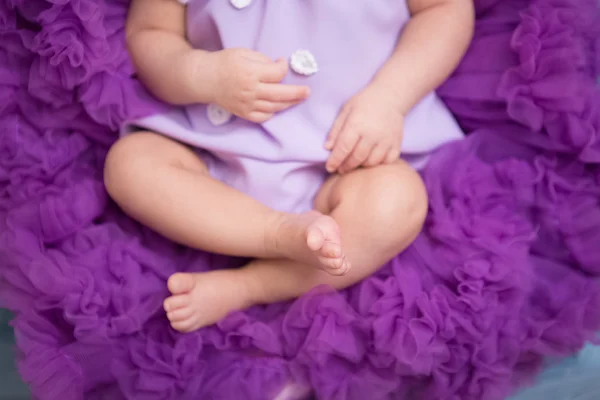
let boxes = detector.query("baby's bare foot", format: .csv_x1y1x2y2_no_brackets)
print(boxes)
163,271,250,332
274,211,350,275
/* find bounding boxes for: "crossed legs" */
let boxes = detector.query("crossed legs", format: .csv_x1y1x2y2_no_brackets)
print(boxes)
104,132,427,331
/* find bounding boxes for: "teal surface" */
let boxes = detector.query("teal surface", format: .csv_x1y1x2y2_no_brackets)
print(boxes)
509,345,600,400
0,310,29,399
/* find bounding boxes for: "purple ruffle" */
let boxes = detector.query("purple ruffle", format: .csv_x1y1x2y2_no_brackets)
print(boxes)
1,0,599,399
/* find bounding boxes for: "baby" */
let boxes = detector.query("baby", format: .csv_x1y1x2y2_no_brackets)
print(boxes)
105,0,474,332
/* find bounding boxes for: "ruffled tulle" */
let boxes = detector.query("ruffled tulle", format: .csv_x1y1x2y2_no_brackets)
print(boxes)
1,0,599,399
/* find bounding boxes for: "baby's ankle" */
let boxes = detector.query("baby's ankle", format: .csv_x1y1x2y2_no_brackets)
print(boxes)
235,268,268,307
262,211,291,258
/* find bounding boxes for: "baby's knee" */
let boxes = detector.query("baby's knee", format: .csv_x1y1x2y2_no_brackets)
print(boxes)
367,162,428,235
104,132,157,197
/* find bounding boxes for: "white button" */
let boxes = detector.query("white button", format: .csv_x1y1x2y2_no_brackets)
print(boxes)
230,0,252,9
290,50,318,76
177,0,190,4
207,104,232,126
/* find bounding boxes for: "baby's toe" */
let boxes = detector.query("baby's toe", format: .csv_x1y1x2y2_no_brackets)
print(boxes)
273,383,313,400
317,216,341,244
167,306,194,323
171,318,197,333
320,241,341,259
338,259,351,275
305,226,325,251
167,273,196,295
164,294,191,312
319,256,347,275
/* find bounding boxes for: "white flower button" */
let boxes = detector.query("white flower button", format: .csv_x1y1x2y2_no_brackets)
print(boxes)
207,104,233,126
230,0,252,9
290,49,318,76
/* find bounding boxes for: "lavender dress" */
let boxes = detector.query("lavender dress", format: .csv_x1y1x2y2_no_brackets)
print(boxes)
123,0,463,213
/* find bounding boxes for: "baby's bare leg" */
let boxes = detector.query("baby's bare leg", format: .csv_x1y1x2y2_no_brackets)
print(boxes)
104,132,348,271
164,160,428,332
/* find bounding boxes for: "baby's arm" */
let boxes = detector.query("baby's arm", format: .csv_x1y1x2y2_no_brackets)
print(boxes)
325,0,474,173
372,0,475,114
127,0,309,119
127,0,216,105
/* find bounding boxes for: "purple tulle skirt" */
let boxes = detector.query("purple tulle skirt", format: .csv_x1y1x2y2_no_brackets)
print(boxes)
1,0,599,399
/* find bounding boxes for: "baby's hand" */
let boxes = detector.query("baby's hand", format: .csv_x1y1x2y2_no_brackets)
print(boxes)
325,84,404,174
212,48,310,123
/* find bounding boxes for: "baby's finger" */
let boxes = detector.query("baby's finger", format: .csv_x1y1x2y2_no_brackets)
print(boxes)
258,83,311,103
324,109,348,150
338,138,373,174
363,144,389,167
326,130,359,173
258,58,290,83
241,50,274,64
385,147,401,164
246,111,274,124
253,100,301,114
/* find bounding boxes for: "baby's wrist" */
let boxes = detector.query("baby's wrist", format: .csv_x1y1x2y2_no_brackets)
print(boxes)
183,49,220,104
367,78,412,116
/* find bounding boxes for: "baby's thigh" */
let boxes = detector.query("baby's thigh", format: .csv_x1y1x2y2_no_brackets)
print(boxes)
104,131,209,192
106,131,208,174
